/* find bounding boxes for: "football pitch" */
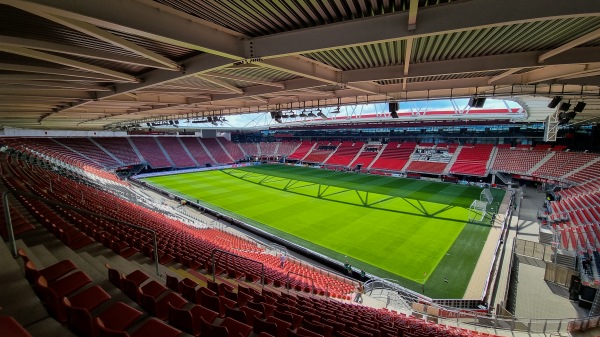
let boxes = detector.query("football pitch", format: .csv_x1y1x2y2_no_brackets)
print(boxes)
143,164,504,298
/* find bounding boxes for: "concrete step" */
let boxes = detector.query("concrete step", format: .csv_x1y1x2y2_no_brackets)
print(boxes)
40,240,105,282
0,239,49,328
26,317,77,337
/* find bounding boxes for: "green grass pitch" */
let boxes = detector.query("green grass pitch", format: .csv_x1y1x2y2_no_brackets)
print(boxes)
143,164,504,298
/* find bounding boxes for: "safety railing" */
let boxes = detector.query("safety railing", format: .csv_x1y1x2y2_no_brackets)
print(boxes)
211,249,265,287
2,189,161,277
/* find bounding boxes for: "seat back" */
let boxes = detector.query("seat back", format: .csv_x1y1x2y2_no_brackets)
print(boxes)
253,317,278,336
63,297,94,337
200,316,229,337
95,317,129,337
168,302,197,336
105,263,123,289
165,274,180,292
180,282,199,304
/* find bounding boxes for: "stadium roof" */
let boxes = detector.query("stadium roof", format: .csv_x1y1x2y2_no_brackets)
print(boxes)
1,0,600,130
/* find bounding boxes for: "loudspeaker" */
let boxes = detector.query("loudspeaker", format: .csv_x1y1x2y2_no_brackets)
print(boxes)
474,97,486,108
559,102,571,111
548,96,562,109
574,102,586,113
390,111,399,118
389,102,399,113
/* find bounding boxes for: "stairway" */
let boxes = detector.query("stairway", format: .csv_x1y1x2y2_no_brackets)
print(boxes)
126,137,146,163
443,146,462,174
154,137,176,167
197,138,218,164
367,144,387,170
348,143,367,168
89,138,125,166
177,138,200,167
215,138,235,162
526,152,555,175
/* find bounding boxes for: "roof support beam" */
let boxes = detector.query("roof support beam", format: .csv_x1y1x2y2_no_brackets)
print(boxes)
204,73,285,88
0,64,131,82
0,45,139,82
14,8,181,71
196,75,244,94
249,0,600,57
407,0,419,30
538,26,600,62
488,68,523,84
0,80,110,91
4,0,245,59
342,47,600,83
0,36,171,69
404,37,413,76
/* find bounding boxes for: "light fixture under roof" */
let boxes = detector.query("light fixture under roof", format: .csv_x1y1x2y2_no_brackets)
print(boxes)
307,111,316,117
299,111,307,117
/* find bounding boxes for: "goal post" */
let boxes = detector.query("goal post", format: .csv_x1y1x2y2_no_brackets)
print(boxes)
469,200,488,221
481,188,493,204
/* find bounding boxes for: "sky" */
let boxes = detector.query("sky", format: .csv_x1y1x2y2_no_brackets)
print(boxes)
178,98,522,129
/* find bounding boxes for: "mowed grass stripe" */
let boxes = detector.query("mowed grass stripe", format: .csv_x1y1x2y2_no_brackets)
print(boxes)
143,165,500,297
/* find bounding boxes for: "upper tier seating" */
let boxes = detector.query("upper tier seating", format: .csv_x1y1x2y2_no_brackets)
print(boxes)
276,141,300,157
325,141,364,167
180,137,217,166
56,138,121,168
93,138,141,165
303,141,340,163
533,152,599,181
449,144,494,176
130,137,172,168
287,142,314,160
202,138,233,164
350,146,380,169
491,148,549,175
156,137,196,167
218,138,246,161
370,142,416,171
239,143,259,157
259,142,278,157
566,160,600,184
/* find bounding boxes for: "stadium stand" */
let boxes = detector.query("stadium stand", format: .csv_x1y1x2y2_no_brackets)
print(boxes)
302,141,340,163
324,141,364,167
258,142,278,158
276,141,300,157
56,138,121,169
219,138,246,162
350,144,381,170
449,144,494,176
202,138,233,164
532,152,599,181
406,146,452,174
287,141,314,160
156,137,196,168
370,142,416,171
491,148,550,175
239,142,260,158
130,137,172,168
180,137,217,167
93,138,142,166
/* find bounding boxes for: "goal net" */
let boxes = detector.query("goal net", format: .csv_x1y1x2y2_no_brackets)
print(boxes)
481,188,493,204
469,200,488,221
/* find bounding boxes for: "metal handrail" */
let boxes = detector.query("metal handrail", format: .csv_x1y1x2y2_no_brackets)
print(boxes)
211,248,265,287
286,271,327,298
2,189,161,277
